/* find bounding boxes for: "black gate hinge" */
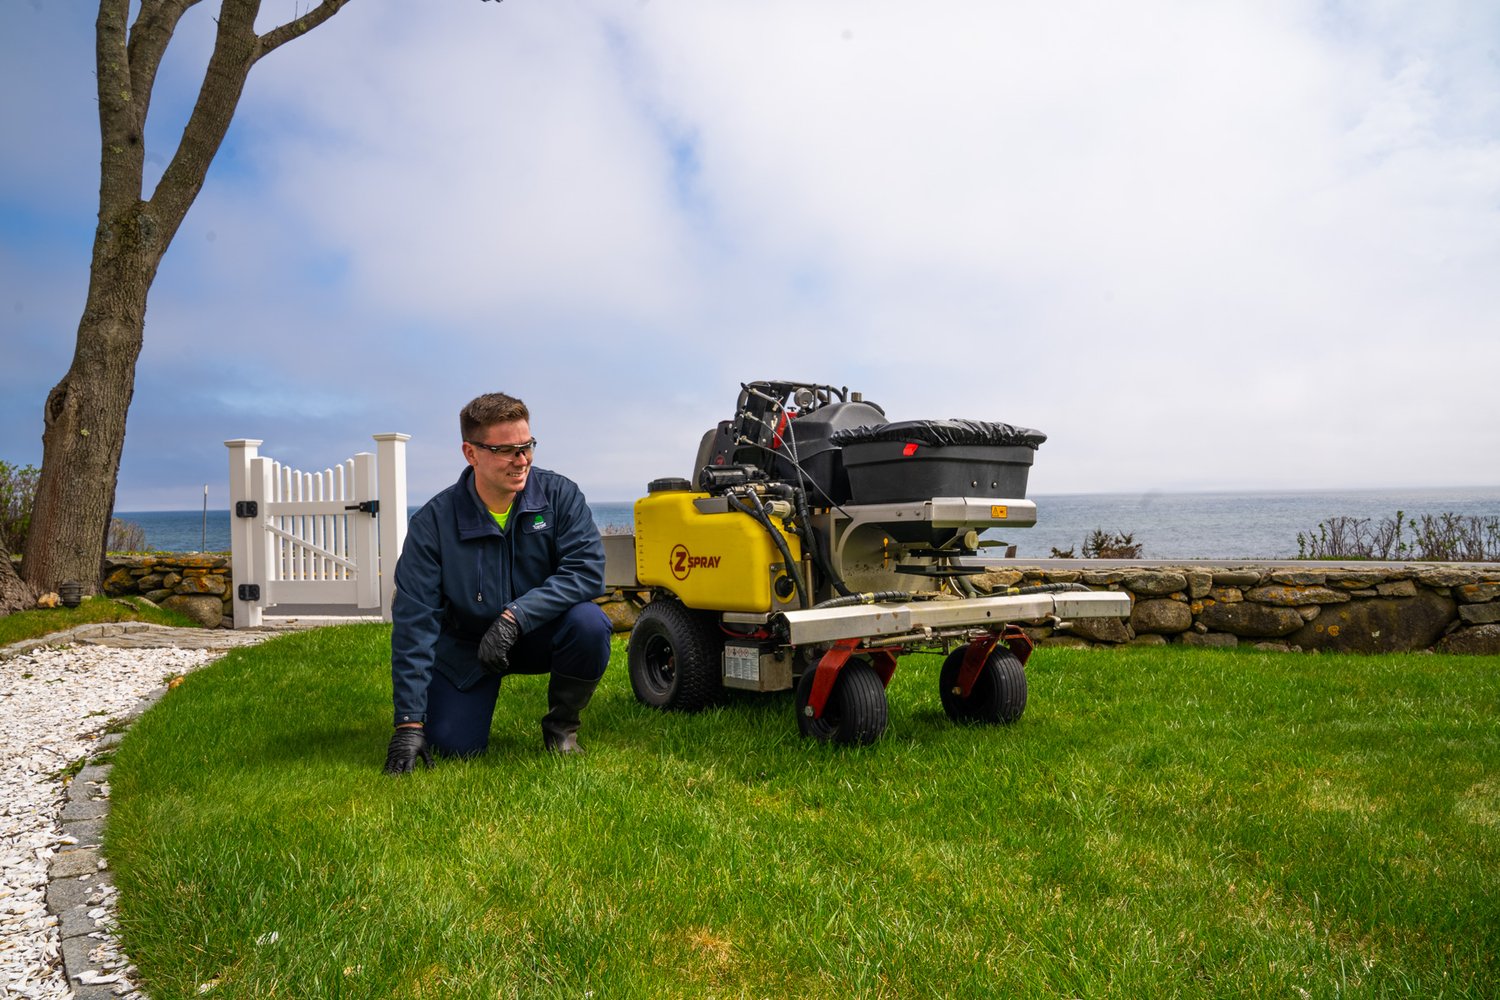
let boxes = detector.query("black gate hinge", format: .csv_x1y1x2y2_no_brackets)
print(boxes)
345,500,380,515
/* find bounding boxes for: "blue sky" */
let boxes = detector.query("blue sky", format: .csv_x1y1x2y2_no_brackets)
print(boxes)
3,1,1498,511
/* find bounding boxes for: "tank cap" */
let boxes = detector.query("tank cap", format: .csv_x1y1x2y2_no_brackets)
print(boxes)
647,477,693,493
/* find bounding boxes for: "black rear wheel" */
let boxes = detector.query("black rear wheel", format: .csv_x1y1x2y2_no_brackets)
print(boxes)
628,597,723,712
939,645,1027,724
795,658,888,745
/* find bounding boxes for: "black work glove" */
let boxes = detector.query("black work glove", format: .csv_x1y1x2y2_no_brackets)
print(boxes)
478,612,521,673
383,727,433,775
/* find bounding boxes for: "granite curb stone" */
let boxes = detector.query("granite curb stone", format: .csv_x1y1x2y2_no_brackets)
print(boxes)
51,748,130,996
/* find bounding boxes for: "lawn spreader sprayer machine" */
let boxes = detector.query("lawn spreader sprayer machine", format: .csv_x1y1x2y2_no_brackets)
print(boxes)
603,380,1130,745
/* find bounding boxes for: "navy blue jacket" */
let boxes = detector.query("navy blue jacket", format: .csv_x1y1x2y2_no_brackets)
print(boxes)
390,465,606,725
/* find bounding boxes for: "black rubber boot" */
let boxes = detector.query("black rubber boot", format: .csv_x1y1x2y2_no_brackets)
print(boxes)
541,672,600,754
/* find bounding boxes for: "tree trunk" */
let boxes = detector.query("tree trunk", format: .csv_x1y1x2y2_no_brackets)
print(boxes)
22,318,148,595
20,0,355,594
1,542,39,616
23,200,155,594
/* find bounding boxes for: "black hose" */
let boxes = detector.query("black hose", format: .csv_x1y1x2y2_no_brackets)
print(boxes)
812,589,915,609
998,583,1093,595
785,484,850,598
727,491,812,609
810,582,1089,610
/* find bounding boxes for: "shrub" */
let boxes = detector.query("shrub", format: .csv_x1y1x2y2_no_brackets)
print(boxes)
108,518,147,552
1410,512,1500,562
0,460,40,554
1050,528,1143,559
1296,510,1500,562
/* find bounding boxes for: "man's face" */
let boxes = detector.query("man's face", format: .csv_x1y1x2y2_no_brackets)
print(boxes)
463,418,534,505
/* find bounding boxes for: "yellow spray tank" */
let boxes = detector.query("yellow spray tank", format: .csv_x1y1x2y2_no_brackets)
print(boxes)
633,481,803,614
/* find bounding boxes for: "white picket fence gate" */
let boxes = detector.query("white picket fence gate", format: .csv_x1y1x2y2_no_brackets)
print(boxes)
225,435,410,628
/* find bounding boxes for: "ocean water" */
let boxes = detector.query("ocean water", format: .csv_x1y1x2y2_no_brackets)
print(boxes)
119,485,1500,559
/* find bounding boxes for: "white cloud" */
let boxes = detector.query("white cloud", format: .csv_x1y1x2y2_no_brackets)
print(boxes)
2,0,1497,506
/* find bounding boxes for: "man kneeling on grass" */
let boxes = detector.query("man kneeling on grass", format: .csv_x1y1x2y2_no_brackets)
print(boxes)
383,391,611,774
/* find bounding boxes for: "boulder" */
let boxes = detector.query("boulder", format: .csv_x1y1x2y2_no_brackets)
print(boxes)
162,594,225,628
1458,603,1500,626
1061,616,1133,644
1181,632,1238,648
1198,602,1304,638
1081,570,1129,587
599,596,638,633
178,574,227,596
1325,570,1386,589
1435,624,1500,655
1288,592,1456,653
1455,583,1500,604
101,568,135,596
1184,569,1214,599
1415,567,1479,588
116,595,158,610
1269,570,1327,586
1131,598,1192,635
1212,570,1264,587
971,569,1024,592
1244,584,1350,607
1124,571,1188,597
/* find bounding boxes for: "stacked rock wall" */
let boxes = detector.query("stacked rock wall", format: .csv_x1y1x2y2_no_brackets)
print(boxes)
101,555,231,628
968,563,1500,655
98,555,1500,653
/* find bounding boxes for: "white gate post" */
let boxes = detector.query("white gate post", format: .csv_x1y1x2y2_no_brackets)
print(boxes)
374,433,411,622
225,440,261,629
244,456,275,627
351,452,379,609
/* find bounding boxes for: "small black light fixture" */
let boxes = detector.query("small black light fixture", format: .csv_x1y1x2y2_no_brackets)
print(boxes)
58,580,84,608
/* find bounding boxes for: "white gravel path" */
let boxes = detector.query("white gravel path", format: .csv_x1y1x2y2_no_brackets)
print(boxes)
0,625,310,999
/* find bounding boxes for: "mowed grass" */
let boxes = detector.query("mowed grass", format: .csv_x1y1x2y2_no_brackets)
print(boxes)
106,625,1499,998
0,595,199,646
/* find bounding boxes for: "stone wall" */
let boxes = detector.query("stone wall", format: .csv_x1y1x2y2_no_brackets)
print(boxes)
100,554,1500,654
102,555,231,628
964,563,1500,655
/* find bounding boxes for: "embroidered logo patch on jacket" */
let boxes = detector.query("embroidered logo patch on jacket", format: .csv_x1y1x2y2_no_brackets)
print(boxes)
527,514,549,532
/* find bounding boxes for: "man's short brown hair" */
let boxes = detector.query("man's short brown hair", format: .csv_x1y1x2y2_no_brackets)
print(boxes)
460,392,530,440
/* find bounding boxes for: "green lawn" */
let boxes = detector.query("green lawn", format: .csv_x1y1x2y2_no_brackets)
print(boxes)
105,626,1499,998
0,595,199,647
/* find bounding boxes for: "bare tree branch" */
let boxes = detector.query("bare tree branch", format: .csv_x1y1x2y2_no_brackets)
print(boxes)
258,0,356,59
146,0,358,246
125,1,203,133
96,0,138,216
145,1,263,244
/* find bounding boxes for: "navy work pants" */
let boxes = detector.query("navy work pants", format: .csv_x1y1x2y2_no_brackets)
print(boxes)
426,602,611,757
